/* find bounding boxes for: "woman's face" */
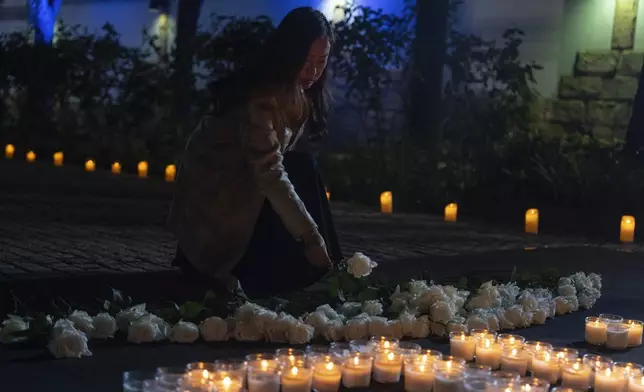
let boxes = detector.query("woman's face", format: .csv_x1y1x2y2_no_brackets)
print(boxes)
299,38,331,90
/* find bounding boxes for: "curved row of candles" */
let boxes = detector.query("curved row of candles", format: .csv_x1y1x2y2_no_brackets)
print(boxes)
3,144,177,182
585,314,643,349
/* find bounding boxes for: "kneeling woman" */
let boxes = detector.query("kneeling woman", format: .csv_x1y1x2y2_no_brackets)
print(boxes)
168,7,342,298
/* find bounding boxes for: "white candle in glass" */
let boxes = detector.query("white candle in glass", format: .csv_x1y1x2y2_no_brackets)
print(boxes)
342,353,372,388
629,375,644,392
368,336,399,352
312,357,342,392
475,338,501,369
500,347,528,376
517,377,550,391
599,314,623,324
531,352,560,384
247,369,280,392
561,359,591,390
582,354,613,388
433,361,465,392
585,316,607,345
213,376,243,392
280,365,313,392
373,350,403,383
523,341,552,371
497,333,526,349
613,362,644,378
449,331,475,361
404,360,435,392
626,320,644,347
594,367,627,392
606,323,630,350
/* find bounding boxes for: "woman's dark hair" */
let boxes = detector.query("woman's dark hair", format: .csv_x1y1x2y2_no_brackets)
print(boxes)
210,7,334,139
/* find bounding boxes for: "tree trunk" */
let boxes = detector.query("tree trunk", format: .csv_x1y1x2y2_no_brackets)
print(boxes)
173,0,203,133
625,60,644,152
409,0,450,148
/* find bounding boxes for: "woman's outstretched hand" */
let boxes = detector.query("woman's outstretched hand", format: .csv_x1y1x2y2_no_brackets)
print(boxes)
300,229,333,270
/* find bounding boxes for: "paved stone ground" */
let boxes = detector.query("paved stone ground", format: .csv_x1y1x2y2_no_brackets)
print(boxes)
0,160,641,281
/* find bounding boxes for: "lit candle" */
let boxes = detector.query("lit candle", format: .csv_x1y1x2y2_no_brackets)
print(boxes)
164,164,176,182
433,361,465,392
53,152,64,167
444,203,458,222
85,159,96,172
561,359,591,390
280,365,313,392
342,353,372,388
584,316,607,345
629,375,644,392
500,347,528,376
137,161,148,178
531,352,560,384
475,339,502,370
213,376,243,392
404,360,435,392
312,357,342,392
368,336,399,352
613,362,644,378
276,348,306,367
380,191,393,213
518,377,550,391
551,347,578,364
247,366,280,392
373,350,403,383
497,334,526,349
594,367,627,392
26,150,36,163
449,331,475,361
5,144,15,159
621,215,636,243
326,190,330,201
626,319,643,347
523,341,552,371
606,322,630,350
470,329,498,343
525,208,539,234
111,162,121,174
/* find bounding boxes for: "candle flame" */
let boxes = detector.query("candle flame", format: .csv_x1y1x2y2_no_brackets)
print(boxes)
353,356,359,366
446,360,452,370
387,352,394,361
573,363,579,370
505,388,512,392
511,348,517,356
509,337,515,344
460,334,465,341
223,377,231,388
485,339,491,348
535,343,540,350
291,367,299,376
202,370,209,379
605,368,611,376
325,362,334,371
261,360,268,371
556,352,564,360
289,355,295,364
544,353,551,362
384,341,390,349
420,364,426,372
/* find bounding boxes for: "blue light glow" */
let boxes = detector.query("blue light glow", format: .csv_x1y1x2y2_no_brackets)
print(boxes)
28,0,62,44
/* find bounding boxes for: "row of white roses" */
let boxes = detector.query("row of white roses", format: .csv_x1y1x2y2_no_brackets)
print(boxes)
0,270,601,359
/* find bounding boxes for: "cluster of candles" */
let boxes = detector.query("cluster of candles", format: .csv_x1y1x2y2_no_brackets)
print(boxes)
585,313,643,350
3,144,177,182
449,328,644,391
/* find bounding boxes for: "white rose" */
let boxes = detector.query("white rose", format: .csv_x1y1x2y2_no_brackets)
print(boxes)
498,283,520,307
496,309,514,330
234,302,265,323
199,317,229,342
559,277,573,287
48,327,92,358
368,317,389,337
304,311,329,332
316,304,341,320
254,310,278,334
578,292,598,310
505,305,531,328
411,315,430,338
0,315,29,343
398,311,416,336
466,315,489,331
446,320,468,334
362,300,383,316
518,291,538,312
92,313,117,339
532,309,547,325
337,302,363,318
344,318,369,340
467,282,502,310
386,320,404,339
234,321,262,341
115,304,147,331
128,321,162,344
558,285,576,297
265,313,298,343
430,301,456,324
588,273,602,290
390,297,409,314
430,322,446,337
53,319,76,338
567,295,579,312
346,252,378,278
555,296,575,315
322,319,345,342
68,310,95,335
287,322,314,344
170,321,199,343
486,313,500,331
408,280,431,296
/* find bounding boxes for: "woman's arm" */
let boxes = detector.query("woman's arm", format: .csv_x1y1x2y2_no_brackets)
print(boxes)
242,97,321,241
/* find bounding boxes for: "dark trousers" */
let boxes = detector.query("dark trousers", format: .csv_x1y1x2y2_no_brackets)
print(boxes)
174,151,342,298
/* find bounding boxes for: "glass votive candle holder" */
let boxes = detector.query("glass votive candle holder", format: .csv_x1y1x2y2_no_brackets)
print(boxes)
551,347,579,363
280,360,313,392
397,341,422,357
613,362,644,378
584,316,607,345
490,370,521,383
404,359,436,392
123,371,156,392
523,341,552,371
450,331,476,361
305,345,329,357
433,362,466,391
475,338,502,369
606,323,630,350
373,350,403,383
561,359,591,390
328,342,352,359
518,377,550,392
247,364,280,392
550,388,586,392
626,320,644,347
214,360,247,378
463,375,492,391
599,313,624,324
155,367,186,390
498,333,526,348
464,364,492,378
184,368,215,384
592,365,628,392
628,374,644,392
470,329,498,342
416,349,443,364
349,339,371,353
245,353,277,372
186,362,216,373
276,348,306,366
531,351,560,385
311,355,343,392
177,375,215,392
582,354,613,372
212,373,244,392
486,378,518,391
500,347,529,376
342,353,373,388
368,336,399,352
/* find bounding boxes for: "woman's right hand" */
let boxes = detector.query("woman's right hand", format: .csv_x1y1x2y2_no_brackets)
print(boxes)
300,229,332,269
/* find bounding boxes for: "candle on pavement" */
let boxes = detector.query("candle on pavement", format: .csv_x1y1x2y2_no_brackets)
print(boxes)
585,316,607,345
449,332,475,361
